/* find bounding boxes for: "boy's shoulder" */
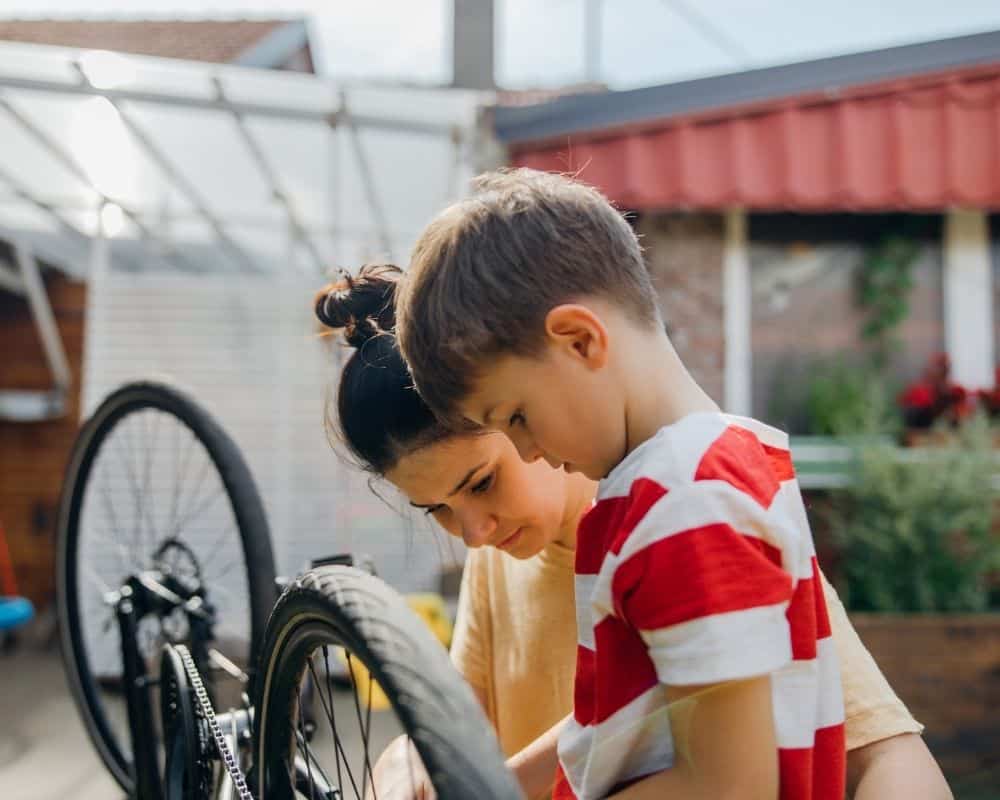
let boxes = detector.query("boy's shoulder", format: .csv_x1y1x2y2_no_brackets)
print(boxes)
599,411,792,502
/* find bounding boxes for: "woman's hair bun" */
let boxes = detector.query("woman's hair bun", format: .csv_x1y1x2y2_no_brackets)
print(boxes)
315,263,401,348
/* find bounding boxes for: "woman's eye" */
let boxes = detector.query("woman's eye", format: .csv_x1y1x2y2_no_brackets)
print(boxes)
471,473,494,495
508,411,525,428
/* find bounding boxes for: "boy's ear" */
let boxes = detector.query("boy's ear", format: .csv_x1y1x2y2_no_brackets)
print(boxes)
544,304,609,369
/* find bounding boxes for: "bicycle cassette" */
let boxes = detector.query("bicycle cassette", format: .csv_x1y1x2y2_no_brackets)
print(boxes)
160,644,213,800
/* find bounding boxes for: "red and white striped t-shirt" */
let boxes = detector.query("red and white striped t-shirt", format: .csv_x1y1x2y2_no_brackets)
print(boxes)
554,412,845,800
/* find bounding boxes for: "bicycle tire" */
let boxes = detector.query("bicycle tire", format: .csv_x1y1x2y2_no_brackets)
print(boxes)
255,565,523,800
57,380,277,794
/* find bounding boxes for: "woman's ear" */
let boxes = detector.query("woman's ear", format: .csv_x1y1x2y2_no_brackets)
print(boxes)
544,304,609,370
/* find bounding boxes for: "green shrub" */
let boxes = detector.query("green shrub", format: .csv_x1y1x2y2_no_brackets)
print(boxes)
831,415,999,612
802,358,900,438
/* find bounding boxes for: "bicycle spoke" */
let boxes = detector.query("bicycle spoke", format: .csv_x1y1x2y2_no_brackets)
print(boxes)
168,422,198,541
172,485,226,543
321,648,345,794
297,693,316,799
138,410,161,559
119,416,148,563
96,463,135,576
82,561,112,595
308,655,363,797
193,522,239,572
346,652,377,799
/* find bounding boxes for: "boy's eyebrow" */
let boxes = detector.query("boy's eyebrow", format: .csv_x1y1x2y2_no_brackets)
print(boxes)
408,461,489,509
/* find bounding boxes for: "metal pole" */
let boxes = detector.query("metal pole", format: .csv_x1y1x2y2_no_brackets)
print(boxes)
80,201,110,416
341,92,393,259
15,240,72,391
0,72,457,135
212,78,325,273
584,0,602,84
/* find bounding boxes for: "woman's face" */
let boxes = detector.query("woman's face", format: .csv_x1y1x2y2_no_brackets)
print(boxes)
385,431,586,559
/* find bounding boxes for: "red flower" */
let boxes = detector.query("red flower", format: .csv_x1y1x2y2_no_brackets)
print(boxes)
899,383,934,409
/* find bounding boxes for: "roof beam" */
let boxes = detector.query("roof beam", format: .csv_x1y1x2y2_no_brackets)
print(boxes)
342,92,392,258
0,92,199,272
0,72,456,136
73,62,261,273
213,77,326,273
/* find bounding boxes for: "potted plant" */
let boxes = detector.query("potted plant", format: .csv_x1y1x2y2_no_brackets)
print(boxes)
828,415,1000,783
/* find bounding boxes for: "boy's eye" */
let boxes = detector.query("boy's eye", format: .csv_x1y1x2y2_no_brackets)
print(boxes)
471,473,494,495
508,411,525,428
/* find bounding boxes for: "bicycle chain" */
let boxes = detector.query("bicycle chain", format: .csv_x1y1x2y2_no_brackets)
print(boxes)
176,644,254,800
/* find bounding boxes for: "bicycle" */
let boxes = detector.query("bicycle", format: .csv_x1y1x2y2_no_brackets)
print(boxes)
57,380,521,800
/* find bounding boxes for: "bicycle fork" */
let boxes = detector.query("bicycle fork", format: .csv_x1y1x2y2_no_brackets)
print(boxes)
115,583,163,800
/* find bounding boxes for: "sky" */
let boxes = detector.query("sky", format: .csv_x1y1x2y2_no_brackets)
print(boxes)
1,0,999,89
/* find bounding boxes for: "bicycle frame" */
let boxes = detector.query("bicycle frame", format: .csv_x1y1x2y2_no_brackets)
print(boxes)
109,570,217,800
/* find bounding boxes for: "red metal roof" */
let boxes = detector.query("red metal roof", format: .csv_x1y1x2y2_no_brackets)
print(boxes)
511,64,1000,212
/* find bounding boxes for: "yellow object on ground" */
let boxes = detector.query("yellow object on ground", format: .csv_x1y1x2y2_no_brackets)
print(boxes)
342,592,454,712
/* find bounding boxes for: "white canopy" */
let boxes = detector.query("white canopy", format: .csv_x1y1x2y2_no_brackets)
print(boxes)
0,40,492,277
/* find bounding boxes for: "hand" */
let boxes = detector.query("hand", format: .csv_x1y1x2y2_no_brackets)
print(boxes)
365,735,437,800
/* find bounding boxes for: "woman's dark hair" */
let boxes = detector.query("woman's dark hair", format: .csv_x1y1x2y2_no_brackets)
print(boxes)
314,263,451,475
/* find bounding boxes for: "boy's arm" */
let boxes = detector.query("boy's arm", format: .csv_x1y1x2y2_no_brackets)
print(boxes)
506,714,572,800
608,677,778,800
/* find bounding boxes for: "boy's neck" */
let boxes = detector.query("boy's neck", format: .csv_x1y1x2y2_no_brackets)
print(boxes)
619,326,720,459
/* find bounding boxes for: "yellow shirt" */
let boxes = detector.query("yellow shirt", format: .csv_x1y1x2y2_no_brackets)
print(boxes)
450,542,922,760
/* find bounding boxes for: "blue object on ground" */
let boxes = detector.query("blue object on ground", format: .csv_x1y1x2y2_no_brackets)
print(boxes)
0,596,34,631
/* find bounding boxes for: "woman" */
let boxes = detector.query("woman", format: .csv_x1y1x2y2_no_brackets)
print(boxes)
315,264,951,799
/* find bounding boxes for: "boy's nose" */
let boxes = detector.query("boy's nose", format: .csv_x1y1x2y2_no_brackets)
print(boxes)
508,428,542,464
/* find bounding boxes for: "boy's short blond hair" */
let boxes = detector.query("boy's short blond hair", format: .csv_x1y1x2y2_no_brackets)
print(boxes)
396,168,660,422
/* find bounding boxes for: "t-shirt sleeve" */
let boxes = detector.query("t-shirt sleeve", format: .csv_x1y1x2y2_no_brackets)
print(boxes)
820,571,923,749
611,478,797,686
449,548,493,694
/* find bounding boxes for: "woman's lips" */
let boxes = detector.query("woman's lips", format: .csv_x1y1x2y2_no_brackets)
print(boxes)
497,527,523,551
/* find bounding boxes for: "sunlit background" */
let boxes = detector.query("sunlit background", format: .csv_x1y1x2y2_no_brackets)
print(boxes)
0,3,998,798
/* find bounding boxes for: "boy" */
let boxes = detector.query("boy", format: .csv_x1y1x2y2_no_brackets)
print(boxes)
396,169,846,799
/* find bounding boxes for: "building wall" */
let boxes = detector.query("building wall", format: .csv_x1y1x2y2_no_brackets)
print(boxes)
749,214,945,432
638,211,952,431
82,270,461,599
0,272,86,608
637,212,726,405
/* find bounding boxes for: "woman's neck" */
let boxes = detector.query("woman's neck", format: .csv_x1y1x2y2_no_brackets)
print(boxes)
555,471,598,551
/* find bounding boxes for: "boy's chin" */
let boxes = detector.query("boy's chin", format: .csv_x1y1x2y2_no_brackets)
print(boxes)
568,462,609,481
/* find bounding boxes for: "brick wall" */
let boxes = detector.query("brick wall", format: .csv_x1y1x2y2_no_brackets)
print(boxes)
0,272,86,608
637,212,726,405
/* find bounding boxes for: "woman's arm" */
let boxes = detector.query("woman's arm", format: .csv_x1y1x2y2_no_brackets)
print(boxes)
849,733,952,800
821,572,951,797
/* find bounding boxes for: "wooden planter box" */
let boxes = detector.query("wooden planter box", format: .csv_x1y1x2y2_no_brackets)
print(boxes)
849,613,1000,781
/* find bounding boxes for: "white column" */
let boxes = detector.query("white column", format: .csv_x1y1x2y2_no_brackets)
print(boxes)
723,207,752,415
81,202,110,416
944,209,995,390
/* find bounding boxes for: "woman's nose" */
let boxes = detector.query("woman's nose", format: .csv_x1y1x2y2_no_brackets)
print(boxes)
458,509,497,548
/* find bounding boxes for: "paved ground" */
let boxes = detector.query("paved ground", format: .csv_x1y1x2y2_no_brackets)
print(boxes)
0,646,122,800
0,641,402,800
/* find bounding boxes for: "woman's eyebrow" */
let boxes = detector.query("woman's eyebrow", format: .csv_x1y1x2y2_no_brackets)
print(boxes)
407,461,488,509
448,462,488,496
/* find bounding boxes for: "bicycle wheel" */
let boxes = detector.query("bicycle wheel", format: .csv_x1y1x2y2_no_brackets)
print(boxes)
57,380,277,794
255,565,523,800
